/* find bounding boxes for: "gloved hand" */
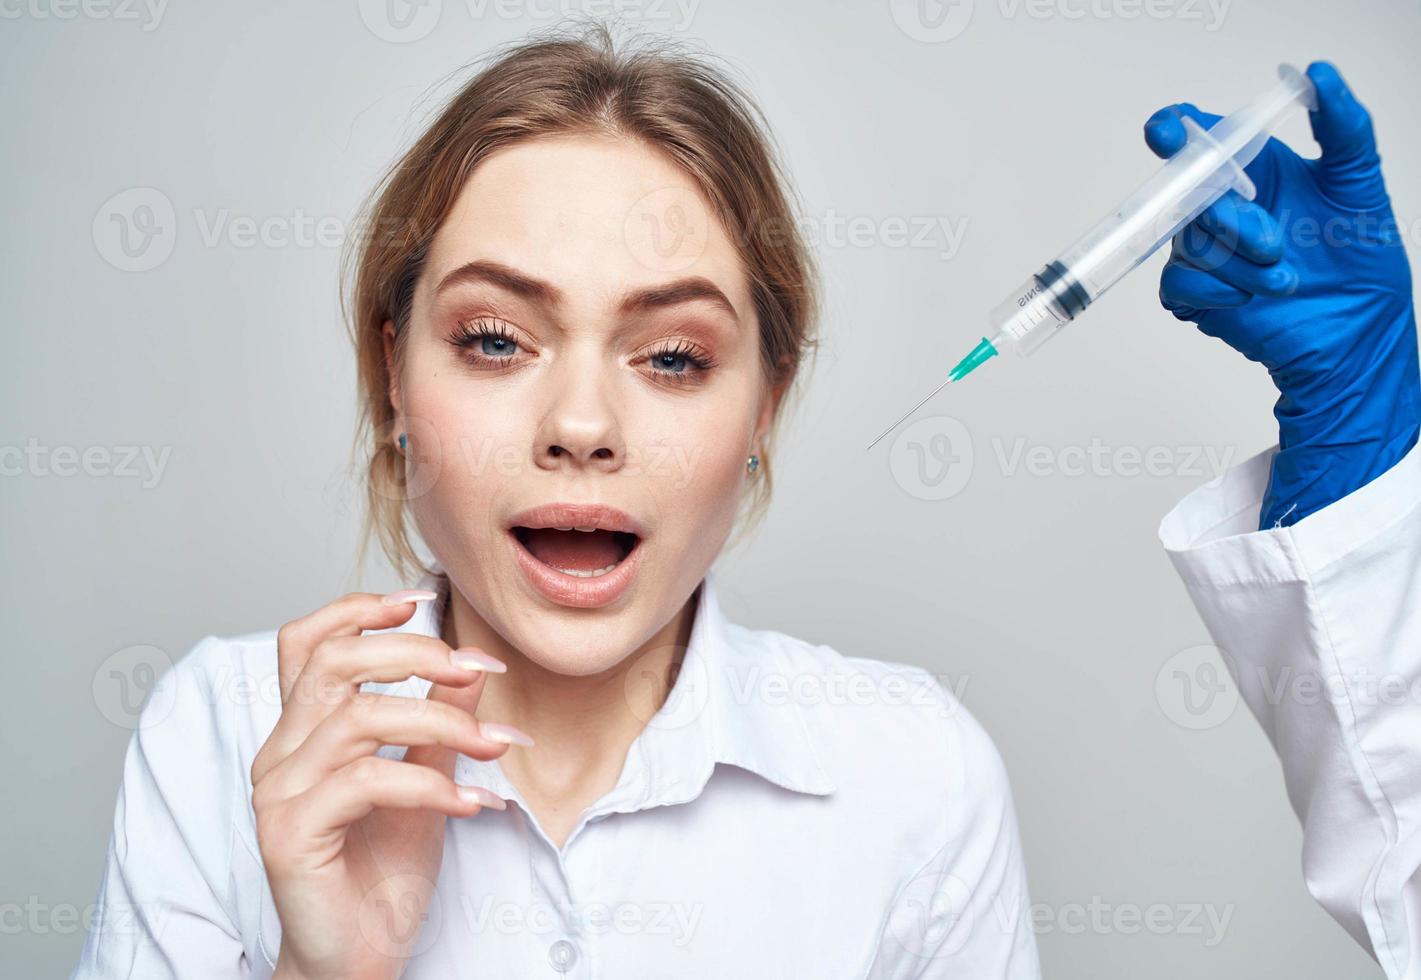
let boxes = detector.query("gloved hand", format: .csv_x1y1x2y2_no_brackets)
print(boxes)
1143,62,1420,530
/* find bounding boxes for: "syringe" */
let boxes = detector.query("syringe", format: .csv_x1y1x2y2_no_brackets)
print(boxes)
867,63,1317,451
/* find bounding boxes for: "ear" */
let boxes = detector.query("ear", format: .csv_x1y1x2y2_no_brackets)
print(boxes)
752,368,790,449
381,320,402,416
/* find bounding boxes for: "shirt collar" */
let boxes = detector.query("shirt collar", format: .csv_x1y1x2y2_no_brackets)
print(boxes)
387,559,836,812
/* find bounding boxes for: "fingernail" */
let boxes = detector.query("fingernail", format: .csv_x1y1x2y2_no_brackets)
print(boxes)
382,589,438,606
457,785,507,809
480,721,535,747
451,648,507,673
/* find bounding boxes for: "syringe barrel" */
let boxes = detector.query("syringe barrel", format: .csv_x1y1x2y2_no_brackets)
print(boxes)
987,263,1084,356
1053,117,1256,304
989,63,1315,359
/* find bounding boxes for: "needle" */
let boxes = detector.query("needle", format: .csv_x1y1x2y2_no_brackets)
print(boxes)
864,378,951,451
865,336,1000,451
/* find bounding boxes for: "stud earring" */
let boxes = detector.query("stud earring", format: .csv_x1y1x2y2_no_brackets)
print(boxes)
397,432,407,452
746,454,759,474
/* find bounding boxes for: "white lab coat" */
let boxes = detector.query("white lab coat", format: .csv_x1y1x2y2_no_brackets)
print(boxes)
1160,437,1421,979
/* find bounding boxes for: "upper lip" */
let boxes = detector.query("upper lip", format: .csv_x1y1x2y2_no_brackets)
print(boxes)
506,502,647,538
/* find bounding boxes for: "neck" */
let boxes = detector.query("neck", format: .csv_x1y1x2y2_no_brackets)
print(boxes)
440,581,700,808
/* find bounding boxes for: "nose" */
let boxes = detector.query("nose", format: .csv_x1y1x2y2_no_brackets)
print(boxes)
534,364,625,473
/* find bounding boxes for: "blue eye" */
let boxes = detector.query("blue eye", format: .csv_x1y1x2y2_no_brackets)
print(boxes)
447,318,525,370
653,351,690,373
644,341,714,385
480,334,517,357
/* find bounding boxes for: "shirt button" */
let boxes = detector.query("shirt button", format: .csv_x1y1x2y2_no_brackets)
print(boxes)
548,938,578,972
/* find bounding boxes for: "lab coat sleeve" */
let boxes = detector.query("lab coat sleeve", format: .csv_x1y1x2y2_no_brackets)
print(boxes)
866,682,1041,980
1159,437,1421,980
73,635,251,979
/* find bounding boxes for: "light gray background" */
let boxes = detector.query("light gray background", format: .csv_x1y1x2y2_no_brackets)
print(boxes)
4,1,1417,976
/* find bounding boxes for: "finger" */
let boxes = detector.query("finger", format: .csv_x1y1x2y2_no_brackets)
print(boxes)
282,631,503,728
255,636,500,783
1193,192,1286,265
1159,255,1251,319
275,590,437,705
304,633,505,688
402,666,496,781
1172,226,1299,297
261,691,516,798
1306,61,1387,209
270,757,505,856
1144,102,1281,192
1143,102,1222,160
377,672,503,861
257,630,495,785
269,591,448,754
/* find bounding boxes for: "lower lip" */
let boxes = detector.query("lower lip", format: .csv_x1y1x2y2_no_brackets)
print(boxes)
507,530,644,609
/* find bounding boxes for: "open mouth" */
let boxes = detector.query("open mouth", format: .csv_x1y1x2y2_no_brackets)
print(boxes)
509,526,640,578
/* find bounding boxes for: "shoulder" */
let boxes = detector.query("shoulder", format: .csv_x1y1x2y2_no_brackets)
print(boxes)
134,629,284,786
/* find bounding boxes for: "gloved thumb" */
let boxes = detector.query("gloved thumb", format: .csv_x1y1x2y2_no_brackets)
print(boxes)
1306,61,1388,210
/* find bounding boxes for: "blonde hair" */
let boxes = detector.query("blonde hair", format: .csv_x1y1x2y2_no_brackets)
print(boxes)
343,20,820,580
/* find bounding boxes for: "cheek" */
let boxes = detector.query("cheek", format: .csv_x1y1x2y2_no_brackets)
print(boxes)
397,366,530,542
635,402,753,530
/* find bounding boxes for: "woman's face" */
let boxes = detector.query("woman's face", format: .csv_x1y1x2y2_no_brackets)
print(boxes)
386,133,779,676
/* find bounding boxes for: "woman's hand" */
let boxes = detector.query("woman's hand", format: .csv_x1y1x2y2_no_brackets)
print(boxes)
1144,61,1420,528
251,591,521,980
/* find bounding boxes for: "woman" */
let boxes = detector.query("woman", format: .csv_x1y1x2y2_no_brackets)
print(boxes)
75,20,1421,980
74,23,1038,979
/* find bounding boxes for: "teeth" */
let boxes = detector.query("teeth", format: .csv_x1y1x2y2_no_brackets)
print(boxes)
554,526,573,531
549,560,621,578
574,526,596,532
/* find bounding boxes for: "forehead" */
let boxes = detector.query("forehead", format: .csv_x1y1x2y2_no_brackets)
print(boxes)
422,134,751,316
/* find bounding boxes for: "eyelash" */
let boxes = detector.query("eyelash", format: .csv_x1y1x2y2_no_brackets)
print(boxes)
447,318,522,372
446,318,717,385
643,339,716,384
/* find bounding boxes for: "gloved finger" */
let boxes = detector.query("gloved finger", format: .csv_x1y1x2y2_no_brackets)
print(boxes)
1143,102,1222,160
1144,102,1284,193
1172,226,1299,297
1159,254,1251,318
1193,191,1286,265
1306,61,1388,210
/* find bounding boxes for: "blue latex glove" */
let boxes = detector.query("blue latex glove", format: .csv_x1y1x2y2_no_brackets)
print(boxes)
1144,62,1420,530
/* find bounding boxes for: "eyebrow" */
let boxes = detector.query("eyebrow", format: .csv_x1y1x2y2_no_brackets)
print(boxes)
434,259,740,322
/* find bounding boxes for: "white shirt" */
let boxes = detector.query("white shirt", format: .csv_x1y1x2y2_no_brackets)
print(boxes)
73,564,1041,979
1160,437,1421,979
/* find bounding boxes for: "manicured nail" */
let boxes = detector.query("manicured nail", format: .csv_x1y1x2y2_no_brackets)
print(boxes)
480,721,535,747
382,589,438,606
457,785,507,809
451,648,507,673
